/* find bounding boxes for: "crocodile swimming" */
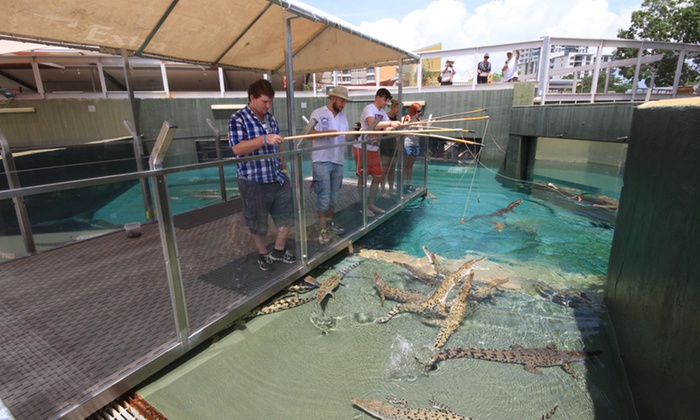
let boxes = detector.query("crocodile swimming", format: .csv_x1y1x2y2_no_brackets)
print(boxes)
305,260,362,304
470,277,509,305
531,280,592,308
373,272,428,306
242,296,315,319
392,261,441,286
433,272,474,350
377,256,486,324
467,198,523,221
422,245,451,278
351,396,559,420
424,343,600,378
351,397,475,420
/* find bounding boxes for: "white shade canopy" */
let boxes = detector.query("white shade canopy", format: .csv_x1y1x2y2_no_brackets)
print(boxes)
0,0,417,73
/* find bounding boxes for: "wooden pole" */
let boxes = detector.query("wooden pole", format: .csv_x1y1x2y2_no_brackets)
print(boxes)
429,108,488,121
402,115,489,127
283,128,466,141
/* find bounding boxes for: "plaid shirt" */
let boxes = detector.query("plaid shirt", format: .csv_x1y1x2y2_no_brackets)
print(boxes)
228,105,285,184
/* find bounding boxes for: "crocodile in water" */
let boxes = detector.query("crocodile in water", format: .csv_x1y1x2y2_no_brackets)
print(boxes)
377,257,486,324
424,343,599,379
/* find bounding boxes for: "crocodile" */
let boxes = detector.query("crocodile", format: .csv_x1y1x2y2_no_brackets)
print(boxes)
470,277,509,305
351,397,475,420
377,256,486,324
352,397,558,420
242,296,315,319
433,272,474,350
285,281,318,295
422,245,451,278
531,280,592,308
392,261,441,286
424,343,600,378
305,260,362,304
467,198,523,221
373,272,428,306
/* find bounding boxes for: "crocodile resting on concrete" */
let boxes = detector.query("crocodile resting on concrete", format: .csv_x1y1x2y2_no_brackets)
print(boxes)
351,396,559,420
424,343,600,379
392,261,441,286
373,272,428,306
305,260,362,304
377,257,486,324
433,272,475,351
530,280,592,308
242,296,315,320
422,245,451,278
352,397,475,420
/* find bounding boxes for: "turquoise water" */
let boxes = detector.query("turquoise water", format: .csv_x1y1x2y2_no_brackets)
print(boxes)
137,160,636,419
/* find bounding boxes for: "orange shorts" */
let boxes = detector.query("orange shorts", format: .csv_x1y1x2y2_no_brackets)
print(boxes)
353,147,382,177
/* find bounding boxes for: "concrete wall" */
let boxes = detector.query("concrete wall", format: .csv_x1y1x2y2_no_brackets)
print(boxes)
0,99,133,148
606,97,700,420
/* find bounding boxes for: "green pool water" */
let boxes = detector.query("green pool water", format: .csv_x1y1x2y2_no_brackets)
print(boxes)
135,160,636,419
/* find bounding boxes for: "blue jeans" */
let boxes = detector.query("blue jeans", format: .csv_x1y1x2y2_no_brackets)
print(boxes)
405,145,421,157
312,161,343,212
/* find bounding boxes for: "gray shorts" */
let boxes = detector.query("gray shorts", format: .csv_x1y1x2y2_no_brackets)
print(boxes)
237,176,294,236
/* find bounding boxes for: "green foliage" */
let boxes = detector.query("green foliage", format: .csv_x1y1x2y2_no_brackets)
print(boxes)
615,0,700,87
560,71,631,93
422,69,440,85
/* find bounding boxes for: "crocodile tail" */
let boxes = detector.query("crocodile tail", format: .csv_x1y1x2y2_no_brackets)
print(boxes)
539,405,558,420
373,272,387,306
414,356,437,373
377,304,404,324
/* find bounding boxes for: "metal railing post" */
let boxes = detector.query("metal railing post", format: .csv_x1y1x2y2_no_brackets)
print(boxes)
149,120,190,345
206,118,228,201
0,129,36,254
537,36,552,104
123,119,155,222
292,118,317,264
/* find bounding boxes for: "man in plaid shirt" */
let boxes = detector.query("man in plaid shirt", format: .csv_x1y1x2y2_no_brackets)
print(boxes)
229,79,296,271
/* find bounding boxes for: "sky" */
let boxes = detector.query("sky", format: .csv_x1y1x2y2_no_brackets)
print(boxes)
299,0,643,52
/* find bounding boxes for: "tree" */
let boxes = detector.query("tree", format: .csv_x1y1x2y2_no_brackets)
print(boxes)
421,69,440,86
615,0,700,87
562,72,631,93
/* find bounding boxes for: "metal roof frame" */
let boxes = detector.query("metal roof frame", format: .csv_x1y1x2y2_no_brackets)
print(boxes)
0,0,418,74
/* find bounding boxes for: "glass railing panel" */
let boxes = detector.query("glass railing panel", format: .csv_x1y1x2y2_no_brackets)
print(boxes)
0,196,27,261
375,133,403,212
176,156,302,332
6,181,140,253
162,166,233,214
404,134,429,192
299,140,359,262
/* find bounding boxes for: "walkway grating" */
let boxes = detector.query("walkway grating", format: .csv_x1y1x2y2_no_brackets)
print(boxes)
0,180,419,419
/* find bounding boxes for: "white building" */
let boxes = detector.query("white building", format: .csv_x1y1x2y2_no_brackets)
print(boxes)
518,45,612,80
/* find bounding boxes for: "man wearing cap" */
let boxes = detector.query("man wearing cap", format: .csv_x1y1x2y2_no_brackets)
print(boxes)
308,86,351,244
441,58,456,86
355,88,399,216
477,53,492,84
502,50,520,82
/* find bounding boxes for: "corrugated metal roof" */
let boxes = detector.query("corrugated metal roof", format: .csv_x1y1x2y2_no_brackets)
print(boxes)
0,0,417,73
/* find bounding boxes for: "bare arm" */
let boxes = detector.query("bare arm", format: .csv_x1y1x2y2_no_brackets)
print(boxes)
231,133,283,155
365,115,400,131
